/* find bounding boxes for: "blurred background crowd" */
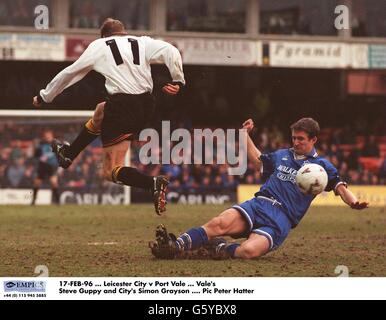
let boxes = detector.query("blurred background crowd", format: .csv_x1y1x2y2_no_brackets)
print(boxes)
1,119,385,192
0,0,385,194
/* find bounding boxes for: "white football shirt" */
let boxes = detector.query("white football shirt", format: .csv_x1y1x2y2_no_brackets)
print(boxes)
40,35,186,103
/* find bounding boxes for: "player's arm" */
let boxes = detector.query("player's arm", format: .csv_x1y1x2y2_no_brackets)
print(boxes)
324,161,369,210
242,119,262,170
336,184,369,210
33,41,97,106
145,38,185,95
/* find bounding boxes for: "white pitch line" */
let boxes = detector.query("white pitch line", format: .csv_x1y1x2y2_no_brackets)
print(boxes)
87,242,119,246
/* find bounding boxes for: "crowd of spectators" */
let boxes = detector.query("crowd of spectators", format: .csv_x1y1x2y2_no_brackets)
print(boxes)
1,0,384,38
0,119,106,191
1,119,385,193
0,0,149,30
167,0,246,33
69,0,149,30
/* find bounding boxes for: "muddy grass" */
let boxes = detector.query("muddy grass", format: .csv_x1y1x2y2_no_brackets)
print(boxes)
0,205,384,277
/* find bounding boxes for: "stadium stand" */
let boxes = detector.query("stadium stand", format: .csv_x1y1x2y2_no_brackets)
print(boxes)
0,0,385,195
1,120,385,191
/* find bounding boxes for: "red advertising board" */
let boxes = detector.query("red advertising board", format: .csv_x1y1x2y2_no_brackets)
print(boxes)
66,37,96,60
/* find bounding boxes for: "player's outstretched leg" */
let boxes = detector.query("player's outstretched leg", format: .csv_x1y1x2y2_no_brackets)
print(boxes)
149,209,261,259
153,176,169,215
149,224,210,259
208,233,270,260
205,238,231,259
51,139,72,169
51,103,104,169
205,238,241,260
111,165,169,215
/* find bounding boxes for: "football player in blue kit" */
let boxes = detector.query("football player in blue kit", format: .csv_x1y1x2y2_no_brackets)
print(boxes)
150,118,369,259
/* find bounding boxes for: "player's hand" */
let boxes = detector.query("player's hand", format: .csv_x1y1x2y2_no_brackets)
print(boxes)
242,119,254,133
162,83,180,96
350,201,369,210
33,96,42,108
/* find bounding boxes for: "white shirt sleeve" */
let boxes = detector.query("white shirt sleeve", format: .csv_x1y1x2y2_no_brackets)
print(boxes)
40,41,98,103
144,37,186,86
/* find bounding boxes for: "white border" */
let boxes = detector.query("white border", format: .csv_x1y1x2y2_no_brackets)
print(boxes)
1,277,385,300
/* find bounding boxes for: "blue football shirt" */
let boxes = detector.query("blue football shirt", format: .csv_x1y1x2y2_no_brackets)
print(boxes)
257,148,344,227
36,142,59,167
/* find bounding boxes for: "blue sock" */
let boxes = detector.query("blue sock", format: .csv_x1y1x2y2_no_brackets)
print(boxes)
176,227,208,251
225,243,240,258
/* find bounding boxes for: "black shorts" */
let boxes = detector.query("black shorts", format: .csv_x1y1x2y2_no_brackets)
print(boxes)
101,93,155,147
37,162,56,180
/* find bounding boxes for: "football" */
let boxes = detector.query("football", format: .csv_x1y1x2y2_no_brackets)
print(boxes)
296,163,328,195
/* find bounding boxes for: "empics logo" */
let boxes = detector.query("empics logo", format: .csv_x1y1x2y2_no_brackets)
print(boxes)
5,282,16,289
4,281,46,293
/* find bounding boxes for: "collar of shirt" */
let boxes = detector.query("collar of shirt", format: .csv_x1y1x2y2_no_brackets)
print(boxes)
290,148,318,160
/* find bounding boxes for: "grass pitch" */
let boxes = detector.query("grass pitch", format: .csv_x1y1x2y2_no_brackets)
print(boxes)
0,204,385,277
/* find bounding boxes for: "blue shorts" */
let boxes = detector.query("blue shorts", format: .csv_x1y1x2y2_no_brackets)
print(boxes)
232,197,292,251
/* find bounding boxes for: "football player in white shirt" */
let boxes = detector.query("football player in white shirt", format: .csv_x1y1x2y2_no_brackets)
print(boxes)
33,18,185,214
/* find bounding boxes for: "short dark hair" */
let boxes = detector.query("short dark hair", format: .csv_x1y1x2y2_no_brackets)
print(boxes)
100,18,127,38
290,118,320,138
